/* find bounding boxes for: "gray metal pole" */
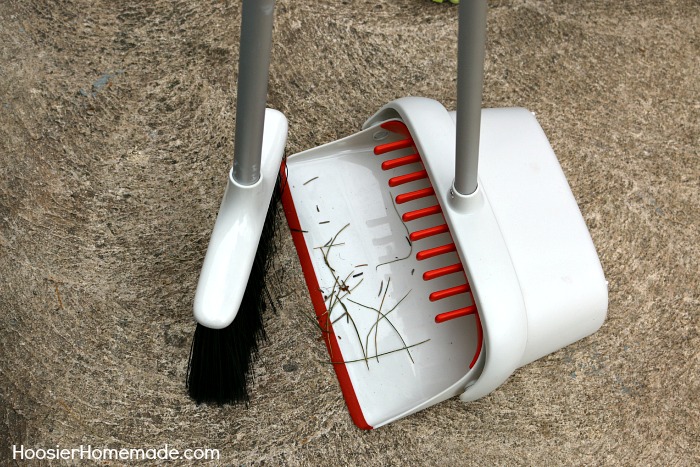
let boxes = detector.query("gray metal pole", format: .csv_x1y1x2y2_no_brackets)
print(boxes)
454,0,488,196
232,0,276,186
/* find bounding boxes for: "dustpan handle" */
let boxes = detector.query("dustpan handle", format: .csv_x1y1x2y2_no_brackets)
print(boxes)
454,0,488,196
232,0,276,186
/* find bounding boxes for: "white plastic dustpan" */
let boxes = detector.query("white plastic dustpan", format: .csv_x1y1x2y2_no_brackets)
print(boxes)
281,99,607,429
281,2,607,429
282,108,483,429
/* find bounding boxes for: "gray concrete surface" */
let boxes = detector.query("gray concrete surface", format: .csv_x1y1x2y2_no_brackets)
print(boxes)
1,0,698,464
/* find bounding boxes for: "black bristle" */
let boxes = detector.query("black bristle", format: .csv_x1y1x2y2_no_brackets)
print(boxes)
186,178,281,404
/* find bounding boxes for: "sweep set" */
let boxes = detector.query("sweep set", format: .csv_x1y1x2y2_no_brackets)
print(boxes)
187,0,608,429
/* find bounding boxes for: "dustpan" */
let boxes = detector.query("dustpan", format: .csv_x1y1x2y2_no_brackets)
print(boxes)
281,1,607,429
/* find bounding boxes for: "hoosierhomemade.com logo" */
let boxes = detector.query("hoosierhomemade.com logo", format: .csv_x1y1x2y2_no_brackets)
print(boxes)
12,444,220,462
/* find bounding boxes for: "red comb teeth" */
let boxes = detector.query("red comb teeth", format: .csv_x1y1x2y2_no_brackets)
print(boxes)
410,224,449,242
429,283,471,302
423,263,464,281
374,138,414,155
396,187,435,204
388,170,428,187
416,243,456,261
379,120,411,136
402,205,442,222
435,306,477,324
375,121,482,337
381,153,421,171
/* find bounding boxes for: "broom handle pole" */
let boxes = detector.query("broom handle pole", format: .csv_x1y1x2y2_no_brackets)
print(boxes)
232,0,276,186
454,0,488,196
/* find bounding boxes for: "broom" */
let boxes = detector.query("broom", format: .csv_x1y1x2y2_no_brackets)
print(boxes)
187,0,287,404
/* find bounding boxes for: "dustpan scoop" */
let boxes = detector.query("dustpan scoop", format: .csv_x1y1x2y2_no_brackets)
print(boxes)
281,0,607,428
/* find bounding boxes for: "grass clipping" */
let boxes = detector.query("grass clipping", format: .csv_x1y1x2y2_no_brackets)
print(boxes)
308,223,429,368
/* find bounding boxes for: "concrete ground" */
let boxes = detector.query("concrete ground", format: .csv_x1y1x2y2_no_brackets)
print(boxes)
1,0,698,464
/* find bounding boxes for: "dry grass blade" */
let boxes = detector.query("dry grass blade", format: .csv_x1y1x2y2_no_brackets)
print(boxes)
348,289,414,363
325,340,430,365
